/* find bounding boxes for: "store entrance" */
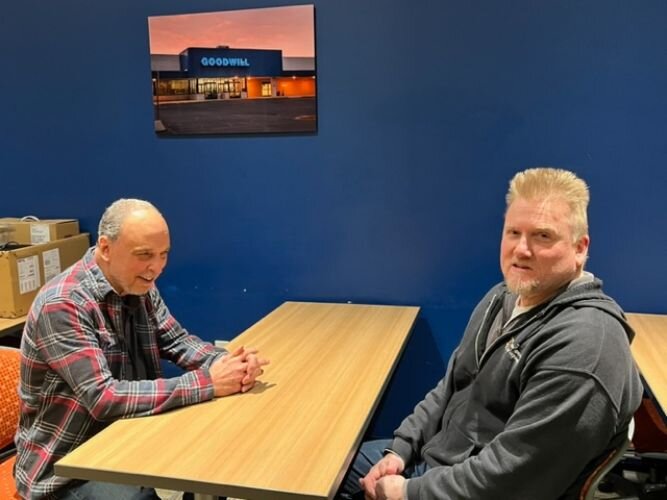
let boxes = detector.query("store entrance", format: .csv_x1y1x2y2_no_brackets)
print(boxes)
197,78,245,99
221,78,242,98
200,81,218,99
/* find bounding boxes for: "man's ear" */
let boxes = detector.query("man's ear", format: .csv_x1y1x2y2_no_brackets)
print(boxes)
575,234,590,266
97,235,112,263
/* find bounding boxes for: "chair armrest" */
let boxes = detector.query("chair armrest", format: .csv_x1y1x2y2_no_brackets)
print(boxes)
0,447,16,461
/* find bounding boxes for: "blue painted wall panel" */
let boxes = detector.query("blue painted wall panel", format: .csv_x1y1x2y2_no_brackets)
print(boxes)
1,0,665,436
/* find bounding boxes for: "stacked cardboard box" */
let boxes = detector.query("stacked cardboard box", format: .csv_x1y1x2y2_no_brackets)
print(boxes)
0,218,90,318
0,218,80,245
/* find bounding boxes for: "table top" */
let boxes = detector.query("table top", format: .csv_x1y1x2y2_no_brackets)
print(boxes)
0,315,26,337
626,313,667,416
55,301,420,499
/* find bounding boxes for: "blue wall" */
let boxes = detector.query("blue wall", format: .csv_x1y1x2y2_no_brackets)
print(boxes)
2,0,666,436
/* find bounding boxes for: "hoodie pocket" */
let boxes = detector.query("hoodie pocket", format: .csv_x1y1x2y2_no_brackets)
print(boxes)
424,419,477,465
423,390,478,465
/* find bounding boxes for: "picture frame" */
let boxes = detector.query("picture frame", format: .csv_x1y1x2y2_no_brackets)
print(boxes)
148,4,316,136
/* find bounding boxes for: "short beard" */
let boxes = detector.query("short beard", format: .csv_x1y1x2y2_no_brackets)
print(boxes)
505,277,540,297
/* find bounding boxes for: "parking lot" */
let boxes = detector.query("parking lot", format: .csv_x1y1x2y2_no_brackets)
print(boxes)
155,96,317,135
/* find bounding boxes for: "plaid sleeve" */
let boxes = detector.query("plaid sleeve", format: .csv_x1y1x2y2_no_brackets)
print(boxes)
33,298,216,421
148,289,227,371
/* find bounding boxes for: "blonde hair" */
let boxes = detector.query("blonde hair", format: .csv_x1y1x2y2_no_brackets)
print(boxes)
506,167,590,240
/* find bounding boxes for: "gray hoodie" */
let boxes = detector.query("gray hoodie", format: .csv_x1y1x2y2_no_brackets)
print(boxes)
391,278,642,499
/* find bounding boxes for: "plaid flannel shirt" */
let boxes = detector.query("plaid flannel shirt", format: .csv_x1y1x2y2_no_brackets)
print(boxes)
15,248,224,499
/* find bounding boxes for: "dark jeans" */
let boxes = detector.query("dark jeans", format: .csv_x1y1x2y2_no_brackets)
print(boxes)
54,481,159,500
337,439,430,499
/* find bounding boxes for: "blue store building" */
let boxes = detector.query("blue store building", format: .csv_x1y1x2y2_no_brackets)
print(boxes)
151,46,316,100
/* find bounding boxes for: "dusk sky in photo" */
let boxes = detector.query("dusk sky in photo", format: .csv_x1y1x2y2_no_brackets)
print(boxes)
148,4,314,57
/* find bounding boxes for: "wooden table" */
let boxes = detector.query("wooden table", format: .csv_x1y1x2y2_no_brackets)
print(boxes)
0,315,26,338
55,301,419,499
626,313,667,419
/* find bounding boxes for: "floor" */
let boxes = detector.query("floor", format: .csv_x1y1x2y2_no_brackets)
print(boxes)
592,468,667,499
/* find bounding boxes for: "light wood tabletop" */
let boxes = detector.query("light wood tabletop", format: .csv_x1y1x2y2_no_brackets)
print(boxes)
626,313,667,417
55,301,420,499
0,315,26,337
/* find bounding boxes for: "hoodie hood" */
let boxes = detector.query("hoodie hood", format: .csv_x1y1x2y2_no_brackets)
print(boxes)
543,278,635,343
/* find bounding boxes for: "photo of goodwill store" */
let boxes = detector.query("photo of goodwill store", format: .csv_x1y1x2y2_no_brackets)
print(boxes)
151,46,316,101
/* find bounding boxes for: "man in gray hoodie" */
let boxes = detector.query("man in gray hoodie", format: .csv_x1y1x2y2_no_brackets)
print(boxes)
340,167,642,500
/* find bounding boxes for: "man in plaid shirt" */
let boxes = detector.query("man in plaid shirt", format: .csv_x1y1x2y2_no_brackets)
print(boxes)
15,199,269,500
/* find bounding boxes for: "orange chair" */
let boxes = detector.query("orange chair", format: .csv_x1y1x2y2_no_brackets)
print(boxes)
0,346,21,499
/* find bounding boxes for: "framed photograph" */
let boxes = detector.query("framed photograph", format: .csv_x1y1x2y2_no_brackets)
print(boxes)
148,4,316,136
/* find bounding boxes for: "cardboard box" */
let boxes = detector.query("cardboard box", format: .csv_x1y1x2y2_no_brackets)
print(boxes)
0,218,80,245
0,233,90,318
0,224,13,246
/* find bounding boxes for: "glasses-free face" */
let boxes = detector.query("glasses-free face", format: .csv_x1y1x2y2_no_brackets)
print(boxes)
500,196,589,307
97,209,170,296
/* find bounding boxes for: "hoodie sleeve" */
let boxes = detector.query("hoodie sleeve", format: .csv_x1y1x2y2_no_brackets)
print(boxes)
390,352,457,466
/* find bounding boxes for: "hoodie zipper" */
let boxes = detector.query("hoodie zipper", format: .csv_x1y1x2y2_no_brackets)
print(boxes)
474,294,499,368
475,295,551,371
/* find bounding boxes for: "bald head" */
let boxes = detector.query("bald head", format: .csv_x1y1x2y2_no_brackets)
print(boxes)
95,199,170,296
98,199,165,242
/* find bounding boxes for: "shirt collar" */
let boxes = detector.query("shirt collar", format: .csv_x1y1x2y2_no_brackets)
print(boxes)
81,246,119,302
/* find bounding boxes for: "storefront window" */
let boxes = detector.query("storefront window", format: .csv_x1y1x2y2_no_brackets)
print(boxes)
199,80,218,98
156,79,192,96
196,78,243,98
261,81,272,97
155,77,251,99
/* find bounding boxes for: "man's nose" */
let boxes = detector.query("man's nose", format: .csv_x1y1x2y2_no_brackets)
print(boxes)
514,235,532,256
147,257,166,274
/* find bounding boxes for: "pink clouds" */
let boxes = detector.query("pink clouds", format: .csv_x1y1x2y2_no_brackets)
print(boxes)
148,5,314,57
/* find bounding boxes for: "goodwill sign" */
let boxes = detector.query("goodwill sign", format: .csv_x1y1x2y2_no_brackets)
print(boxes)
200,57,250,68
